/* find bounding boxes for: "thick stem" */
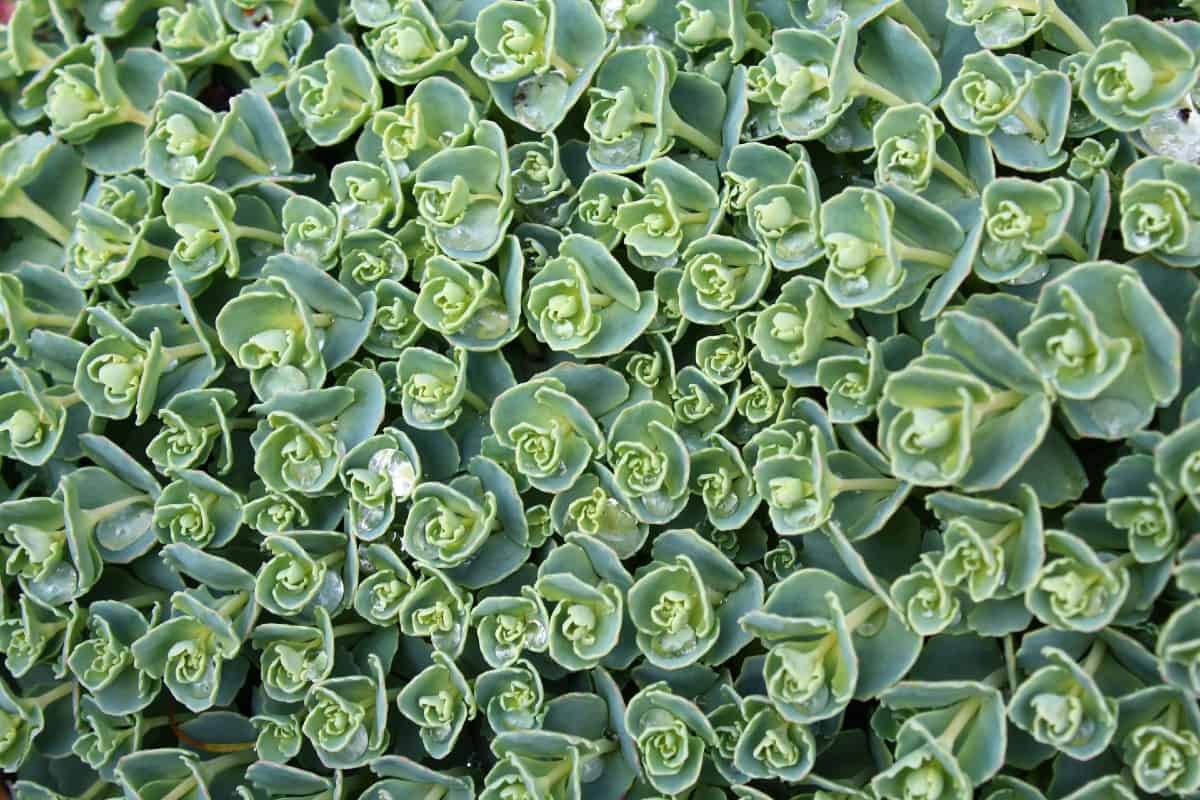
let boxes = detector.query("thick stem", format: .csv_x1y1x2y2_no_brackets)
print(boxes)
421,786,448,800
933,155,979,196
844,596,886,632
142,242,175,262
989,520,1021,546
163,340,209,363
123,591,169,609
48,391,84,409
936,697,980,749
665,109,722,159
28,311,78,329
1056,232,1088,262
30,681,74,709
83,494,152,525
3,188,72,245
232,224,285,247
744,25,772,53
445,59,492,103
118,103,153,128
224,141,273,177
1004,635,1019,692
160,750,255,800
851,73,907,108
834,477,900,493
536,740,617,793
462,389,489,414
1009,105,1048,143
549,53,579,83
835,323,867,348
886,2,937,52
331,622,376,638
214,591,249,619
1081,639,1107,675
77,779,112,800
975,389,1024,418
1045,3,1096,53
895,242,954,270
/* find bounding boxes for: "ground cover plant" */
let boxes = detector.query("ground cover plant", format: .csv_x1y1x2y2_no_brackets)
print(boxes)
0,0,1199,798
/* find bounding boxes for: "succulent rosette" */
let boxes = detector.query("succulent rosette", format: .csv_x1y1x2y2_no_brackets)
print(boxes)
742,567,920,724
145,89,294,189
625,682,717,795
535,533,636,671
526,234,657,357
1119,156,1200,268
490,376,605,492
303,654,389,768
286,43,381,146
413,121,515,263
1017,262,1179,440
1009,643,1118,760
20,38,184,174
1080,16,1200,131
396,651,476,759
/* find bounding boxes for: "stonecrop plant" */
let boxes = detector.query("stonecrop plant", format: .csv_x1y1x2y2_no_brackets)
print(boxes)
2,0,1200,797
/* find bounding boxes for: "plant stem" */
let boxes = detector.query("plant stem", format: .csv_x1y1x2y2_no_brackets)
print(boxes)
28,311,78,329
4,188,72,245
142,242,175,262
232,224,285,247
895,242,954,270
1009,105,1048,142
835,477,900,493
1057,233,1088,261
77,779,112,800
1004,635,1019,691
445,59,492,103
549,53,579,82
933,156,978,196
159,750,255,800
851,73,907,108
331,622,376,638
1081,639,1107,675
975,389,1024,418
886,2,937,52
936,697,980,749
119,103,153,128
665,110,722,159
215,591,249,619
224,141,274,177
1046,3,1096,53
844,596,885,631
163,340,209,363
83,493,152,525
30,681,74,709
123,591,169,609
462,389,489,414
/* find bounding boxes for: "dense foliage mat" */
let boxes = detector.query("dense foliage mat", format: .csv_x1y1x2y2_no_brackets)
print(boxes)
1,0,1200,798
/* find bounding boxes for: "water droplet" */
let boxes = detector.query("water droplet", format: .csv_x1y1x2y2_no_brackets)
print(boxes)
640,492,676,518
95,503,154,551
999,113,1030,136
526,620,548,649
840,276,870,296
356,503,388,535
1092,398,1141,438
580,756,604,782
910,461,941,482
1139,106,1200,163
369,448,416,500
99,0,122,21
